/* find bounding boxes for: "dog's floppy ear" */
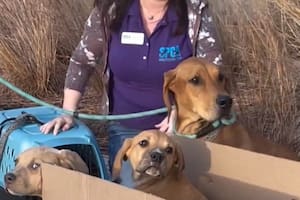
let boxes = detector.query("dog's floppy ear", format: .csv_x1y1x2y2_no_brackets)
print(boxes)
58,149,89,174
174,142,185,172
163,69,177,120
112,138,132,182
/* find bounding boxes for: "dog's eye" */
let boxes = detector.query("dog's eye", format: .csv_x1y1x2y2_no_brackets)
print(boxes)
138,140,149,147
14,158,19,165
189,76,201,85
165,147,173,154
32,163,41,170
218,73,224,82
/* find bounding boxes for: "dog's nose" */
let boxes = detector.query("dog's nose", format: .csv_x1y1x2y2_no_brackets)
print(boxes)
4,173,16,184
150,152,164,163
216,95,232,109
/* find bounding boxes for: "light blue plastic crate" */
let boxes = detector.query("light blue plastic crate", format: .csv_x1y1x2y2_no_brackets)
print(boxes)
0,106,109,188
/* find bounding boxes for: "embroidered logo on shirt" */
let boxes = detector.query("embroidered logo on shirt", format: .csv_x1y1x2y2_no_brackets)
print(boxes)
159,45,182,62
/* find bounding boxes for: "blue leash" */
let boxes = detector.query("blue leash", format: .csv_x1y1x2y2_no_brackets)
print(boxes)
0,76,167,120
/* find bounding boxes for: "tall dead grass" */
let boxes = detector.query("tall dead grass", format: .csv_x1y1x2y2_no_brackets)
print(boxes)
0,0,92,97
210,0,300,150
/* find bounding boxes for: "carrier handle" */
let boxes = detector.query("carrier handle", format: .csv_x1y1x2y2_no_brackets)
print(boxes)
0,112,44,164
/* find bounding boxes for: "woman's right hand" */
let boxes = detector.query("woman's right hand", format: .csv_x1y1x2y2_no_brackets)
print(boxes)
40,115,75,135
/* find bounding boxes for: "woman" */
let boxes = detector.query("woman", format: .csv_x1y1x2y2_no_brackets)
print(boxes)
41,0,222,186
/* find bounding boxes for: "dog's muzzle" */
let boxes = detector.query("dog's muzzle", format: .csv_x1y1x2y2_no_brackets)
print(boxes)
216,95,232,109
216,95,233,118
4,173,16,185
137,150,166,177
150,151,164,163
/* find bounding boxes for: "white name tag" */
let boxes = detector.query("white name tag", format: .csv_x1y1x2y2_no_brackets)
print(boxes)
121,32,144,45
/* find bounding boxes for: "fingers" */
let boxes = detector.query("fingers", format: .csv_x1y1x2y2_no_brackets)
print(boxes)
154,122,163,129
53,120,63,135
155,108,177,135
40,120,56,134
62,123,72,132
165,125,174,136
39,116,74,135
155,117,169,133
159,124,169,133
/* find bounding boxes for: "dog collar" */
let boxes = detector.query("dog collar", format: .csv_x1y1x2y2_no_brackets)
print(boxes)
172,112,237,140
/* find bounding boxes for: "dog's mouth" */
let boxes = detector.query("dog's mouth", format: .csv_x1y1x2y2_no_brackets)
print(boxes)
220,109,231,119
136,163,163,178
144,166,161,177
5,187,23,196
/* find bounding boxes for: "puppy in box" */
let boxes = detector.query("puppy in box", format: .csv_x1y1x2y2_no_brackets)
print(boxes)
112,129,207,200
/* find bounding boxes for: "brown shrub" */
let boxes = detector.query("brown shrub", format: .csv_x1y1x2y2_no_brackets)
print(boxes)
0,0,93,97
209,0,300,150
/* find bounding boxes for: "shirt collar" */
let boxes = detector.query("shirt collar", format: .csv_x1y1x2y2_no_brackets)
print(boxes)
127,0,140,16
162,4,178,24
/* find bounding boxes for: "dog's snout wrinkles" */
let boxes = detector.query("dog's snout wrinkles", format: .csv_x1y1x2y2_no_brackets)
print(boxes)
216,95,232,109
5,173,16,184
150,151,164,163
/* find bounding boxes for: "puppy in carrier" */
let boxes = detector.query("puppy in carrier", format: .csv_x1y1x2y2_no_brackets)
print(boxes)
0,106,109,198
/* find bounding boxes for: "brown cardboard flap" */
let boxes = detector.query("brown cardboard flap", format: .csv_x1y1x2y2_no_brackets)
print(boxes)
42,163,164,200
174,136,300,200
41,138,300,200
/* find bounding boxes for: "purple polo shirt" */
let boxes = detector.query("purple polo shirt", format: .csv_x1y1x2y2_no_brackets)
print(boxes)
108,0,192,130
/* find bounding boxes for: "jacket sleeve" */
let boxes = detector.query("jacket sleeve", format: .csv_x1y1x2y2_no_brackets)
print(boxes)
196,4,223,65
64,7,105,93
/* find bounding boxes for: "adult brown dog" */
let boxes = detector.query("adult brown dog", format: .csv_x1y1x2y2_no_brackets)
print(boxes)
163,57,299,160
4,146,89,197
112,129,207,200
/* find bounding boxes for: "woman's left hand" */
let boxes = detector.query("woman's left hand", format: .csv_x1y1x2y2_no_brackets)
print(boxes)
155,108,176,135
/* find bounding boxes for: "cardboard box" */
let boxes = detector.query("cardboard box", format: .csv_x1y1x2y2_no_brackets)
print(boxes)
41,137,300,200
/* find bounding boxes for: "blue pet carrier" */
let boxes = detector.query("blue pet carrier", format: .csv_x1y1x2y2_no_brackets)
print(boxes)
0,106,109,188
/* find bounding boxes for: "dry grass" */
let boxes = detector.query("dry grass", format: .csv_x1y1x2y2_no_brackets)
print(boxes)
209,0,300,151
0,0,107,151
0,0,93,97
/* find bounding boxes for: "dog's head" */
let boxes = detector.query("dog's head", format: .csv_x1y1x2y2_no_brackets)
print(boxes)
4,147,89,197
163,57,232,122
112,130,184,184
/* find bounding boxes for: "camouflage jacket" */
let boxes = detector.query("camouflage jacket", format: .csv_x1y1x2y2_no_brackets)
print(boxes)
65,0,222,113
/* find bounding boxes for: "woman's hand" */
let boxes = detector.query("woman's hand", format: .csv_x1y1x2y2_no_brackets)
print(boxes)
155,109,176,135
40,115,75,135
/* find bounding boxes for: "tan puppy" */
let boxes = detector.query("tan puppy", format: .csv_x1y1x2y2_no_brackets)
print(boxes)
4,146,89,197
112,129,207,200
163,57,299,160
